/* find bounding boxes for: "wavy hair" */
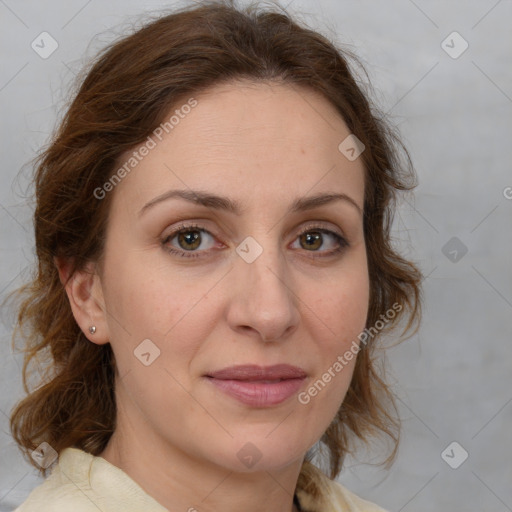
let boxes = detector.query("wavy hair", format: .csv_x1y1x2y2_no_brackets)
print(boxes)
9,0,422,492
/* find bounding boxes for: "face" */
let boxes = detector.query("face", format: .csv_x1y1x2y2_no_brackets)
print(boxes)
93,81,369,472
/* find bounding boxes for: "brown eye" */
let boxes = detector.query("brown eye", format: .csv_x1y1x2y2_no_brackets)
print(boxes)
299,231,323,251
162,224,217,258
177,230,202,250
292,226,349,256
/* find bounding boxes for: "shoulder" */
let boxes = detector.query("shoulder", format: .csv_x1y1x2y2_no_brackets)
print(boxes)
326,479,390,512
14,447,168,512
296,461,389,512
14,448,100,512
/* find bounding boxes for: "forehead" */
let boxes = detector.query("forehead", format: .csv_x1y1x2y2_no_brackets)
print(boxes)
174,80,353,157
110,80,365,213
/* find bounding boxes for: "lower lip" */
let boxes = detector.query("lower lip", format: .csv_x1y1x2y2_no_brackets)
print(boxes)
206,377,305,407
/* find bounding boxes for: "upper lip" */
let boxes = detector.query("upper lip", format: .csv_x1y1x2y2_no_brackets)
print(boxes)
206,364,307,381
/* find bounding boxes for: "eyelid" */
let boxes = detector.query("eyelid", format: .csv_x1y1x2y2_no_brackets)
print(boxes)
295,221,345,238
161,222,217,242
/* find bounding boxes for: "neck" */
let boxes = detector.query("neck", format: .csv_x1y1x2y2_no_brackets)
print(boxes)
100,401,305,512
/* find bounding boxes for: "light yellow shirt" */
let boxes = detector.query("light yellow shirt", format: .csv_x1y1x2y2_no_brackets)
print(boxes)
15,447,388,512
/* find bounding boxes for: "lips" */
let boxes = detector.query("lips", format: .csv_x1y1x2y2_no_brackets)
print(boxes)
207,364,307,381
205,364,307,407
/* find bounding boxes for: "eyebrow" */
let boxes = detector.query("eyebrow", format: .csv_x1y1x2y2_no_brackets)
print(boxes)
138,189,363,217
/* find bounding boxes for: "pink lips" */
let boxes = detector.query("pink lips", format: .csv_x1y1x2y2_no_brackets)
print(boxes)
205,364,306,407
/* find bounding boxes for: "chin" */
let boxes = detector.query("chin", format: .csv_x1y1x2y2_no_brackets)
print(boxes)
204,430,313,474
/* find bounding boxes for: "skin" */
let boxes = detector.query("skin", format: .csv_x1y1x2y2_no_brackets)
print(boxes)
61,80,369,512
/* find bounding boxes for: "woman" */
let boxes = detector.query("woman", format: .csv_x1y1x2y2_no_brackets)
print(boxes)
9,1,422,511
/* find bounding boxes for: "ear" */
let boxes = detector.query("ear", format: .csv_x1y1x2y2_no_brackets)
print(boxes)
54,257,110,345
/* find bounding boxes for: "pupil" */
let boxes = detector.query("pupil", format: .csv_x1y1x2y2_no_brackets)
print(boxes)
180,230,200,250
303,232,321,250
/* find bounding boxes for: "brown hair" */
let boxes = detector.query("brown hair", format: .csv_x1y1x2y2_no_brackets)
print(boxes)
9,0,422,488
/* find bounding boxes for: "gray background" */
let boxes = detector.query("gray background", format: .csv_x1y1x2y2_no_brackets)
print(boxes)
1,0,511,511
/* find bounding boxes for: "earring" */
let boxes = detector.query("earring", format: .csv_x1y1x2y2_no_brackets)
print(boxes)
88,326,97,334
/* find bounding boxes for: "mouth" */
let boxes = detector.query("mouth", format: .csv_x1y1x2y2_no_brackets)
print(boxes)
204,364,307,407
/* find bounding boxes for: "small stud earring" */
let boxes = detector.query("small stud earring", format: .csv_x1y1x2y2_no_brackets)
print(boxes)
88,326,97,334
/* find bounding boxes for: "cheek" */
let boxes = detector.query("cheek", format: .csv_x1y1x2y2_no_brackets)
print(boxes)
303,257,369,406
101,248,221,362
315,258,370,348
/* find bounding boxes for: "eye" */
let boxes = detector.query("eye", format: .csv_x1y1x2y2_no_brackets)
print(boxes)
161,222,349,259
291,225,349,257
161,223,218,259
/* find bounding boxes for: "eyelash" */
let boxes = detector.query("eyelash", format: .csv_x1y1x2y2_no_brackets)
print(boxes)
161,222,349,259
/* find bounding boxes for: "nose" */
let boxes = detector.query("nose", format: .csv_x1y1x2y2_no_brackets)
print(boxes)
226,240,300,343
